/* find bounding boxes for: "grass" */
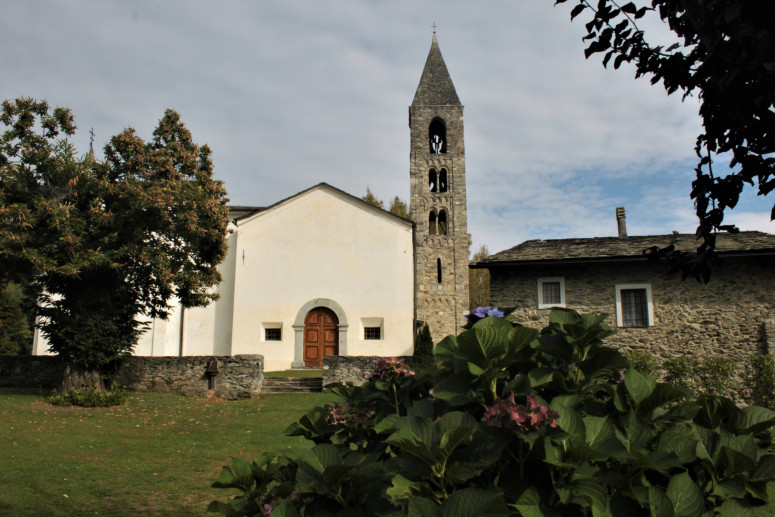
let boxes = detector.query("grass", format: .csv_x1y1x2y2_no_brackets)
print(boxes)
0,388,339,516
263,369,323,378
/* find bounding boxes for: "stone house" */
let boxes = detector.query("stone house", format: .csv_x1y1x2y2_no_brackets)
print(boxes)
471,214,775,363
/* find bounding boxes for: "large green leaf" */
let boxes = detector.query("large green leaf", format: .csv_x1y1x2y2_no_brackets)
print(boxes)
434,335,462,361
528,366,555,388
617,410,652,455
736,406,775,434
639,383,689,419
508,325,539,354
717,496,773,516
624,369,656,407
512,486,548,517
666,472,704,517
585,416,614,449
458,327,505,367
551,403,585,444
433,373,476,406
440,488,510,516
657,425,699,464
386,473,413,505
750,456,775,482
408,496,442,517
270,501,301,517
648,486,675,517
721,435,758,477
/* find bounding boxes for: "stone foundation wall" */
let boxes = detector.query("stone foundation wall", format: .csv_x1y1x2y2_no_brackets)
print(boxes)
0,354,264,399
116,355,263,399
489,257,774,367
0,355,66,390
323,355,412,386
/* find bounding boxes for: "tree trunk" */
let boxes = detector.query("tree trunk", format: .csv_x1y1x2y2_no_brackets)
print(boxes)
60,364,107,393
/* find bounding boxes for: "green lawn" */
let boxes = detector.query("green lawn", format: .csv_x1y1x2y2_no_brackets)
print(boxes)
0,388,338,516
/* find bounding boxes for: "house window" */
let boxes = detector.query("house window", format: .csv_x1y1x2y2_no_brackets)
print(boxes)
537,277,565,309
429,168,438,192
361,317,384,340
263,322,283,341
437,258,442,284
429,210,437,234
439,168,448,192
615,284,654,327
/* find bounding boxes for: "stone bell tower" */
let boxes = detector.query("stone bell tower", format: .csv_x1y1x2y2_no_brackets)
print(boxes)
410,32,470,342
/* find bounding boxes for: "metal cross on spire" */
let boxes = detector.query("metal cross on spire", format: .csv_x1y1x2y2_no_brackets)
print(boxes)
431,21,437,33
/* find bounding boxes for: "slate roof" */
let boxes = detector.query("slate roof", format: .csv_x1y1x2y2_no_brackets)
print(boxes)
472,231,775,268
412,33,461,107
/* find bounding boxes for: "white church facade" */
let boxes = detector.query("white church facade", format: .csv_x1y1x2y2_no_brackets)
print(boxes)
33,34,471,371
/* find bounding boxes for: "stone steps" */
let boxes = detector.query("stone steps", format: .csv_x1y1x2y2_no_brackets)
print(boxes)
262,377,323,393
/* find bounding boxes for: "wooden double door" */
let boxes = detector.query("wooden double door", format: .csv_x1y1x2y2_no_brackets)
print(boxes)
303,307,339,367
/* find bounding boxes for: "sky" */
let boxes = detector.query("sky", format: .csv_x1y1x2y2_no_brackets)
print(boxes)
3,0,773,254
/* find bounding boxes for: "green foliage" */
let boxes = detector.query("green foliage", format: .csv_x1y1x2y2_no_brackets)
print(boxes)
48,384,127,407
210,308,775,515
0,98,229,378
361,187,409,219
743,354,775,409
412,324,434,368
625,349,659,376
388,196,409,219
469,244,491,310
554,0,775,279
0,282,33,355
663,354,736,398
361,187,384,209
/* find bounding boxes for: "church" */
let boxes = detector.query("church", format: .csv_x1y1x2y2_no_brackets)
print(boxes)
33,33,472,372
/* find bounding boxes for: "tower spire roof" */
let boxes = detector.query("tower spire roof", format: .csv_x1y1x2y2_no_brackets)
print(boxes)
411,33,461,106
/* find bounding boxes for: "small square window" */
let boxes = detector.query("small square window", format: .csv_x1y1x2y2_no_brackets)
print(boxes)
364,327,381,340
615,284,654,327
537,277,565,309
265,328,282,341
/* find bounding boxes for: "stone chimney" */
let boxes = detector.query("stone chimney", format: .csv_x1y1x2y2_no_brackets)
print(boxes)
616,207,627,237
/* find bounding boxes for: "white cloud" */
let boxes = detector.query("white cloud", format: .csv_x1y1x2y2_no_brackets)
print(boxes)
2,0,770,254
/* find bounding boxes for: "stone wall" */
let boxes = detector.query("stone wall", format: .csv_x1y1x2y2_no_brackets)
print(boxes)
0,355,66,390
489,256,774,366
115,355,263,399
0,354,264,399
323,355,412,386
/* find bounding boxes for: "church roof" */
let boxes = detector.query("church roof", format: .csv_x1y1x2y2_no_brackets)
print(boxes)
472,231,775,268
232,183,414,226
412,33,461,107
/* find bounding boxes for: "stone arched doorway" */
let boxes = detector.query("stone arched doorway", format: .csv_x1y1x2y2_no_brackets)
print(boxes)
303,307,339,367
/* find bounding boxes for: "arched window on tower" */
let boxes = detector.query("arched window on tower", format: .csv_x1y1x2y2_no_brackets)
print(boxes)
428,169,437,192
439,168,448,192
438,209,448,235
437,258,442,284
429,210,437,235
429,117,447,154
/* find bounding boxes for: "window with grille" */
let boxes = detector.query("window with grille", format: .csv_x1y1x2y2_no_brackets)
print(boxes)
615,284,653,327
265,328,282,341
537,277,565,308
364,327,381,340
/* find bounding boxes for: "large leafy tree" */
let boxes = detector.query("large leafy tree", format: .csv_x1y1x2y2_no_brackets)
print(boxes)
555,0,775,276
0,98,230,391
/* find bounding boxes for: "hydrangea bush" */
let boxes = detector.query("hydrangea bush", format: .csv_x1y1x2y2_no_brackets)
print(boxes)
209,308,775,516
